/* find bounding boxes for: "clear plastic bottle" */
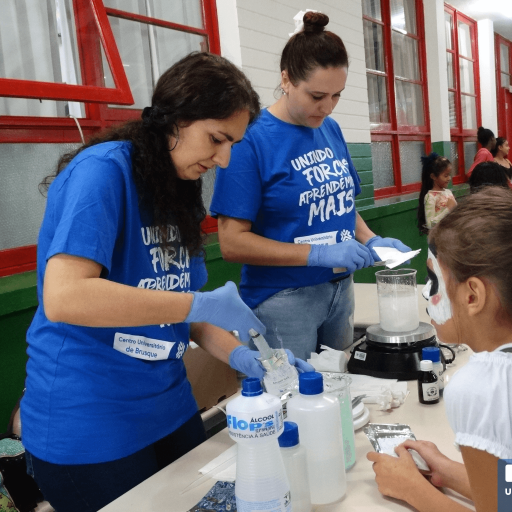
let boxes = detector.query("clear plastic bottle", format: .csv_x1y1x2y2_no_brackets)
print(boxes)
226,378,291,512
422,346,444,395
286,372,346,505
278,422,312,512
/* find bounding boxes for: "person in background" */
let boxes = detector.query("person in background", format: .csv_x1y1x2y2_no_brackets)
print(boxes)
492,136,512,180
417,153,456,234
466,126,496,176
209,11,411,361
20,52,311,512
368,186,512,512
468,161,511,193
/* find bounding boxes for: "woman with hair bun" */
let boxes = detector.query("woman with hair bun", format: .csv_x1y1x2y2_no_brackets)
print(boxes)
211,11,410,361
20,52,312,511
467,126,496,176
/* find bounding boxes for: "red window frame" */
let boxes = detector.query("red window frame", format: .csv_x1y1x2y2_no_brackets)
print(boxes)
364,0,431,199
495,33,512,142
444,5,480,184
0,0,220,276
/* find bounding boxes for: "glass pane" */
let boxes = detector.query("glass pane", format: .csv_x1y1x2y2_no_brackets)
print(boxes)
395,81,424,126
364,20,385,72
449,141,459,175
390,0,416,35
0,98,85,118
371,142,395,189
367,74,389,125
461,95,477,130
392,33,420,80
448,91,457,128
459,59,475,94
103,0,204,29
500,44,509,73
0,143,80,250
444,12,453,50
362,0,382,20
400,141,425,185
105,17,206,109
464,142,478,172
458,22,472,59
446,53,454,89
502,73,511,88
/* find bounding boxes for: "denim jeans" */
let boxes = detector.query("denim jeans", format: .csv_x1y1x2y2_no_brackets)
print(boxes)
251,276,355,361
25,411,206,512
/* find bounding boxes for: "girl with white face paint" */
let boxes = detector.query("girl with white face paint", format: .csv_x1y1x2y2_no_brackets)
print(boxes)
368,187,512,512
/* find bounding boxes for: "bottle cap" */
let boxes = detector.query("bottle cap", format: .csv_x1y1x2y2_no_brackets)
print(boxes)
420,360,434,371
241,377,263,396
422,346,440,363
299,372,323,395
278,421,299,447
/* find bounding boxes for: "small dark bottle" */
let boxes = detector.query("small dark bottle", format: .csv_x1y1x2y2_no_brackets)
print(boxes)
418,360,440,404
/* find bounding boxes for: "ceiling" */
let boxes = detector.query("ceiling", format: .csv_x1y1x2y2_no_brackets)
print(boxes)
445,0,512,40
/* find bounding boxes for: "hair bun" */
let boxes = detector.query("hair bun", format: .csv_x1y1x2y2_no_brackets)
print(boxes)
303,11,329,33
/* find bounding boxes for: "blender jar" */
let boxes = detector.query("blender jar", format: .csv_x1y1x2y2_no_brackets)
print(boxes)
376,269,419,332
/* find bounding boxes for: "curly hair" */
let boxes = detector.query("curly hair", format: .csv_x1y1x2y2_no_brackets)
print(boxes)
40,52,260,256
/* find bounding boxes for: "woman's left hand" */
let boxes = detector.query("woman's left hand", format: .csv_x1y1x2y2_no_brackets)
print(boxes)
364,236,411,262
366,444,429,502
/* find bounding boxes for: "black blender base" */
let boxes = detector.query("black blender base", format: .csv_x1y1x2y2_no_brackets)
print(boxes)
347,339,438,380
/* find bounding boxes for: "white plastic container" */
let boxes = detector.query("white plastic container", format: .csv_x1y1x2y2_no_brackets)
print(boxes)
226,378,291,512
278,422,312,512
286,372,346,505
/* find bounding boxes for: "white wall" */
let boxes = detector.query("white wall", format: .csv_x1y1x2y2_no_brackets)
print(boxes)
216,0,372,144
477,19,498,134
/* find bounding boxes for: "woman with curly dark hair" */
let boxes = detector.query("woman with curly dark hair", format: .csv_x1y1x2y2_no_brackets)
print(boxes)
21,52,312,511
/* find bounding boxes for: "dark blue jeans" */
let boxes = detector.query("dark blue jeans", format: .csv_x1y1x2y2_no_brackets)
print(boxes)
25,411,206,512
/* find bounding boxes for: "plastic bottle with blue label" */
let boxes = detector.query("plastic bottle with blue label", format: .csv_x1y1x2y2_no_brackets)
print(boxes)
226,378,291,512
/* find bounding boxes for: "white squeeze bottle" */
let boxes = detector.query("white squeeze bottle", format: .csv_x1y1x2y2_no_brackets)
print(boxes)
226,378,291,512
286,372,347,505
278,421,312,512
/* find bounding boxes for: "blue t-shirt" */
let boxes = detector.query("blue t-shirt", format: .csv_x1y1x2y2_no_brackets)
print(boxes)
21,141,207,464
210,110,361,308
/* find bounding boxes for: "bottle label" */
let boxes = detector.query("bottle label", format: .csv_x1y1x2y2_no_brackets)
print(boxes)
227,407,284,441
421,382,439,401
236,491,291,512
354,351,367,361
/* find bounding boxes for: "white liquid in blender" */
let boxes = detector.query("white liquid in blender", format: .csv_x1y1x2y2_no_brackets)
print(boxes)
379,291,419,332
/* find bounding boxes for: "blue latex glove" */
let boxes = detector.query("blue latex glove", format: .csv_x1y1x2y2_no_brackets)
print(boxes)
185,281,265,342
364,236,412,262
307,240,374,273
229,346,315,379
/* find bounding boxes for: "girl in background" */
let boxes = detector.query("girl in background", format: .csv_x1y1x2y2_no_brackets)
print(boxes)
468,161,510,193
368,186,512,512
417,153,456,234
467,126,496,176
492,136,512,179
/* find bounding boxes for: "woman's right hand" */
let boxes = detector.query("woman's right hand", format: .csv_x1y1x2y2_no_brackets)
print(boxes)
184,281,265,342
307,240,374,273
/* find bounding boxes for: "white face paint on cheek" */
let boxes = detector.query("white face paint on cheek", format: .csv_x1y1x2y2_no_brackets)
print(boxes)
426,249,453,325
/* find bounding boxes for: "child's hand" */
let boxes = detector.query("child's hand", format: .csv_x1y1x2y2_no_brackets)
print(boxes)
447,195,457,210
367,444,430,502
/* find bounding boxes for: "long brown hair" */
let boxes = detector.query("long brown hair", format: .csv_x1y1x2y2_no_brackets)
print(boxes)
41,52,260,255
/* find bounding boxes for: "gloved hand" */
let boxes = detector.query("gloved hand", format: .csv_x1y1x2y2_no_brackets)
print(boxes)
364,236,411,262
185,281,265,342
229,346,315,380
307,240,374,273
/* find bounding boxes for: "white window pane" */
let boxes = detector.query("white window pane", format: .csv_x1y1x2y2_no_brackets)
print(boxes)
395,81,424,126
364,20,385,72
390,0,416,35
501,44,509,74
371,142,395,189
446,53,454,89
459,58,475,94
392,33,420,80
367,74,389,125
448,91,457,128
461,95,477,130
444,12,453,50
449,141,459,174
400,141,425,185
458,22,472,59
464,142,477,172
502,73,511,88
363,0,382,20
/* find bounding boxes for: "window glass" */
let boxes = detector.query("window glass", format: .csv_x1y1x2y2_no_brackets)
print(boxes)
464,142,477,172
363,0,382,20
501,44,510,74
390,0,416,35
371,142,395,188
444,12,453,50
461,95,477,129
502,73,511,88
392,33,419,80
449,141,459,174
459,59,475,94
446,53,454,89
367,74,389,125
103,0,204,29
457,22,472,59
399,141,425,185
448,91,457,127
364,21,385,72
395,81,424,126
